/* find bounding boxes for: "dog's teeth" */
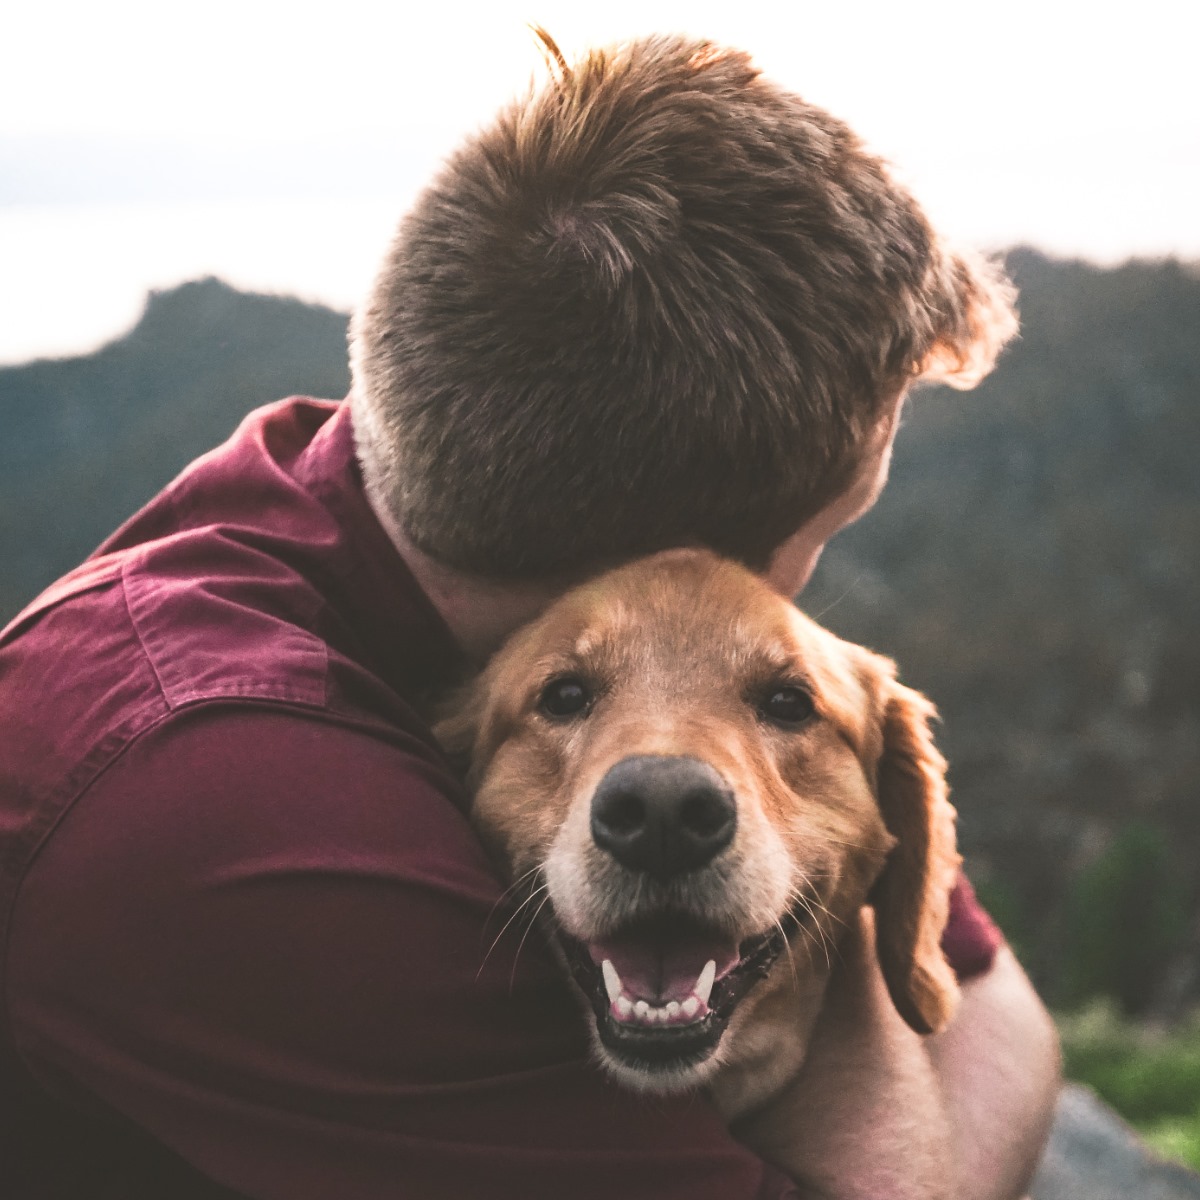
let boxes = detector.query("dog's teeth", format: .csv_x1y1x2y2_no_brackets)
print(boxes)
601,959,622,1005
614,994,705,1027
695,959,717,1006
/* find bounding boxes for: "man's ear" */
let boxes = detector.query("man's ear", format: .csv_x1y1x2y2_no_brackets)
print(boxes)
871,681,962,1034
915,245,1018,390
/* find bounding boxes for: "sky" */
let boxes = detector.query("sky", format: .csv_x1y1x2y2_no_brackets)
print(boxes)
2,0,1197,363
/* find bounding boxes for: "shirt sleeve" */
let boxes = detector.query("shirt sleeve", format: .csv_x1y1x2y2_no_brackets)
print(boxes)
941,874,1003,982
7,704,797,1200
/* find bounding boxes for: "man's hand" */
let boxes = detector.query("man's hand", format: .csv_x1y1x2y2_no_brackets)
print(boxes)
731,908,955,1200
730,911,1061,1200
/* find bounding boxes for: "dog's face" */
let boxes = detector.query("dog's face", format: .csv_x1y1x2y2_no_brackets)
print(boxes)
437,549,960,1095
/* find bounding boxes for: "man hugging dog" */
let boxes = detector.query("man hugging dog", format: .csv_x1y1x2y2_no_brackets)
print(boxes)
0,31,1058,1199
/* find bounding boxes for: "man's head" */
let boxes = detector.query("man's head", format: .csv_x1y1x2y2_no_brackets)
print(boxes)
351,31,1015,585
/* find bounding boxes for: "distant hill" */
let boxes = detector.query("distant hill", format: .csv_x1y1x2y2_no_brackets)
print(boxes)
1,252,1197,1014
0,277,351,620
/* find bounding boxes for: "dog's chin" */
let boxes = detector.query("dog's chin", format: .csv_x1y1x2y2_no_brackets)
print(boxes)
591,1024,725,1094
554,911,796,1095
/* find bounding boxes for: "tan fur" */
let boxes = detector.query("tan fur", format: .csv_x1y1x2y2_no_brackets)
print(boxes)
436,549,962,1172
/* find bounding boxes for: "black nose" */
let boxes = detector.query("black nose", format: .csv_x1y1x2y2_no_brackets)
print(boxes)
590,755,737,879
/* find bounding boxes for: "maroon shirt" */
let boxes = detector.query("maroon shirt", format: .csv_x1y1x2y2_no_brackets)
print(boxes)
0,399,998,1199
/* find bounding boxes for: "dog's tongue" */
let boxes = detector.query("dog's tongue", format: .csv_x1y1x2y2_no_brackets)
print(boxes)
587,915,740,1003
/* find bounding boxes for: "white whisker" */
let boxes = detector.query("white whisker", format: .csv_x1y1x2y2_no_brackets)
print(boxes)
810,575,863,622
509,892,554,994
774,915,800,988
483,863,544,927
476,872,549,982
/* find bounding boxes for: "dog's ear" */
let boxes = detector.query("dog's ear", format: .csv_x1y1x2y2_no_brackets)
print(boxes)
871,681,962,1035
431,682,488,785
915,245,1018,390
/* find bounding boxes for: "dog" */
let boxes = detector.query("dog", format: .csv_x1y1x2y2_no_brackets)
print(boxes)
435,547,962,1189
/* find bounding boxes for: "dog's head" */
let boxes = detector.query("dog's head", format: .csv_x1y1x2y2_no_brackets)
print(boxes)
436,549,960,1092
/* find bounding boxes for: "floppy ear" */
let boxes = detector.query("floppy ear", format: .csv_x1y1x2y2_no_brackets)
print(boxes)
871,682,962,1034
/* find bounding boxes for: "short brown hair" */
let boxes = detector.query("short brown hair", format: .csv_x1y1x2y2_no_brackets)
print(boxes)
350,32,1015,580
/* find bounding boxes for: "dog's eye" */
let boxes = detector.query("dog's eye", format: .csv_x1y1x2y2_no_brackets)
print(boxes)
538,676,593,720
758,686,815,727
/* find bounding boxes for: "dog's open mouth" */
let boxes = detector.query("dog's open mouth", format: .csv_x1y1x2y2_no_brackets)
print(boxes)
557,910,796,1074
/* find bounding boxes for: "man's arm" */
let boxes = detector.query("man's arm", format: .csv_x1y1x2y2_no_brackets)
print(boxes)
733,912,1060,1200
929,946,1062,1200
7,706,794,1200
731,908,956,1200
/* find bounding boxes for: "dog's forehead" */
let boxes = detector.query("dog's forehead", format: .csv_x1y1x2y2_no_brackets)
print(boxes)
544,552,829,676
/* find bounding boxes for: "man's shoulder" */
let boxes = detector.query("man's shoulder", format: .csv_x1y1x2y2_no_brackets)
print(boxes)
1,393,458,907
1,394,452,774
0,554,167,815
0,518,333,744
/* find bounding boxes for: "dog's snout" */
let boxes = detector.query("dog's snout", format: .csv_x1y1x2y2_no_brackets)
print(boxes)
590,755,736,879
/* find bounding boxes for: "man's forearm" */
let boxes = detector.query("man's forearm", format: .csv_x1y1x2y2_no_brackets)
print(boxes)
732,910,955,1200
929,946,1062,1200
731,920,1060,1200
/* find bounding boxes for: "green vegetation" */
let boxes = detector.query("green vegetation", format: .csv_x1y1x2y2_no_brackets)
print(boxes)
1059,1003,1200,1170
1059,823,1190,1014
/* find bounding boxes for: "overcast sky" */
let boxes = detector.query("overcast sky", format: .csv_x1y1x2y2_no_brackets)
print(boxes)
2,0,1197,363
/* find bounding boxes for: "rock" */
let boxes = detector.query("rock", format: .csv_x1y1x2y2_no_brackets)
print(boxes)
1031,1084,1200,1200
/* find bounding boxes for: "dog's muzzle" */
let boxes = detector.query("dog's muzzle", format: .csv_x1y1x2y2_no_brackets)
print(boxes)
550,754,791,1081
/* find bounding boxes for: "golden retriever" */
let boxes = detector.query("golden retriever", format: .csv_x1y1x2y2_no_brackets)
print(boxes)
436,548,961,1188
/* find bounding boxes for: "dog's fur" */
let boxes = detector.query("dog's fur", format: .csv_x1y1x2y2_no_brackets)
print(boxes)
436,548,961,1185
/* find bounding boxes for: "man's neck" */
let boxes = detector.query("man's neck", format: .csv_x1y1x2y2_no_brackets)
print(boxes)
366,490,561,666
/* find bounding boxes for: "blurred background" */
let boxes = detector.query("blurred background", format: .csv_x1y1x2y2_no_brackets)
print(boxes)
3,0,1198,1173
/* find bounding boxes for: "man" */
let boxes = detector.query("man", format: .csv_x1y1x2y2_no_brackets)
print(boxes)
0,33,1058,1199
